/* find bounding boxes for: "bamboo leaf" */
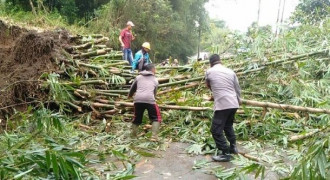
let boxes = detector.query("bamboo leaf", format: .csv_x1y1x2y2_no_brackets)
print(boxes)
13,168,33,179
58,156,69,180
46,151,51,171
52,153,60,180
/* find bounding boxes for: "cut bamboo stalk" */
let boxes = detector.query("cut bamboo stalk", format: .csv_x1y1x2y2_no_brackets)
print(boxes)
95,91,121,97
288,127,328,142
73,48,112,58
62,80,107,85
199,55,236,64
93,45,108,49
81,101,115,109
78,123,92,130
75,89,91,97
158,104,212,111
241,99,330,114
158,83,199,95
236,67,265,75
156,66,192,70
72,37,109,50
158,77,204,88
157,75,189,83
235,49,328,72
100,109,118,115
95,99,115,104
77,62,103,69
96,89,129,94
103,61,129,67
64,101,82,112
92,53,123,60
238,152,261,162
114,101,211,111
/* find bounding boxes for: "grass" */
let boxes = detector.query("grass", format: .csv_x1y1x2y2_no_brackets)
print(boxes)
0,7,89,35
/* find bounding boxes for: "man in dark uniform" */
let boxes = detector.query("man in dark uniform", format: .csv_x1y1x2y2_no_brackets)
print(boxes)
205,54,241,162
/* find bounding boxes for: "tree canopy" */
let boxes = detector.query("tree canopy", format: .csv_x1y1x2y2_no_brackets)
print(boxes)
291,0,330,25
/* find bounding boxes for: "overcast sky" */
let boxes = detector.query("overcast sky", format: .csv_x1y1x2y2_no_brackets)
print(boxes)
205,0,300,32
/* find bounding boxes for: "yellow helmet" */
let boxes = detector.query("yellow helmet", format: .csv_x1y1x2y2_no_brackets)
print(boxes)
142,42,151,50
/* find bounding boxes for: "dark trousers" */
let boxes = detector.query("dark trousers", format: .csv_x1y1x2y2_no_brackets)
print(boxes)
211,108,237,151
133,103,162,125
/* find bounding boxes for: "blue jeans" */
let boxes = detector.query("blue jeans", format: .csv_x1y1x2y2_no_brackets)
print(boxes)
122,48,133,65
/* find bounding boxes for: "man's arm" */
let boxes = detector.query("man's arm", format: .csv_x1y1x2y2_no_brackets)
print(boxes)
154,86,158,97
206,79,211,89
132,33,135,41
233,74,242,104
119,30,125,47
132,52,141,70
128,78,138,98
205,71,211,89
205,72,213,100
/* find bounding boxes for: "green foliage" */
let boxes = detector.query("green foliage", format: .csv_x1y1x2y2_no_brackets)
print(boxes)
291,0,330,25
287,136,330,179
47,73,74,103
33,106,65,133
3,0,110,24
0,107,88,179
88,0,209,62
201,19,238,54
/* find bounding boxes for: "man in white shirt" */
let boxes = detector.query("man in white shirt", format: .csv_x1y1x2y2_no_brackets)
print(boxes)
205,54,241,162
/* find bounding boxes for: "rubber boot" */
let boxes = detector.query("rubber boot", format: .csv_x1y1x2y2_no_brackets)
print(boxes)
212,149,233,162
229,144,238,154
150,122,160,142
131,124,138,138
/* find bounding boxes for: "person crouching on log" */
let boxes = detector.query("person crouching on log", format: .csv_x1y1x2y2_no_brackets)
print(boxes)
205,54,242,162
131,42,151,73
128,64,161,141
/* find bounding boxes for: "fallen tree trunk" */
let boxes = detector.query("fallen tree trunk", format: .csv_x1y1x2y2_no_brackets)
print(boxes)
62,80,107,86
114,101,244,114
158,77,204,88
242,99,330,114
73,48,112,58
157,75,190,83
288,127,329,142
158,104,212,111
158,83,199,95
238,152,261,162
72,37,109,50
234,49,328,72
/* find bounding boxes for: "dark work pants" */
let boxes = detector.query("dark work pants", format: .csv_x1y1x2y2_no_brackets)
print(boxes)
133,103,162,125
211,108,237,151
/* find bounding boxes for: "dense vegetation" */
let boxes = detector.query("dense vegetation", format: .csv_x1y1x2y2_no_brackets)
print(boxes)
0,0,329,179
1,0,208,62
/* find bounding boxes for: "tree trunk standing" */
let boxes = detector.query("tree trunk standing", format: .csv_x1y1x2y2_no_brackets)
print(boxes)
197,27,201,60
275,0,282,36
257,0,261,26
280,0,286,34
29,0,37,16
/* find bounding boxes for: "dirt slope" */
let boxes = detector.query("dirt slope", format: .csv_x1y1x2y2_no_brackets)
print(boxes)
0,20,68,118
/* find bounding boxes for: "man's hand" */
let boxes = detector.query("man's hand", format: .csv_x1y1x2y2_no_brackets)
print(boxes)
202,94,213,101
238,98,242,105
